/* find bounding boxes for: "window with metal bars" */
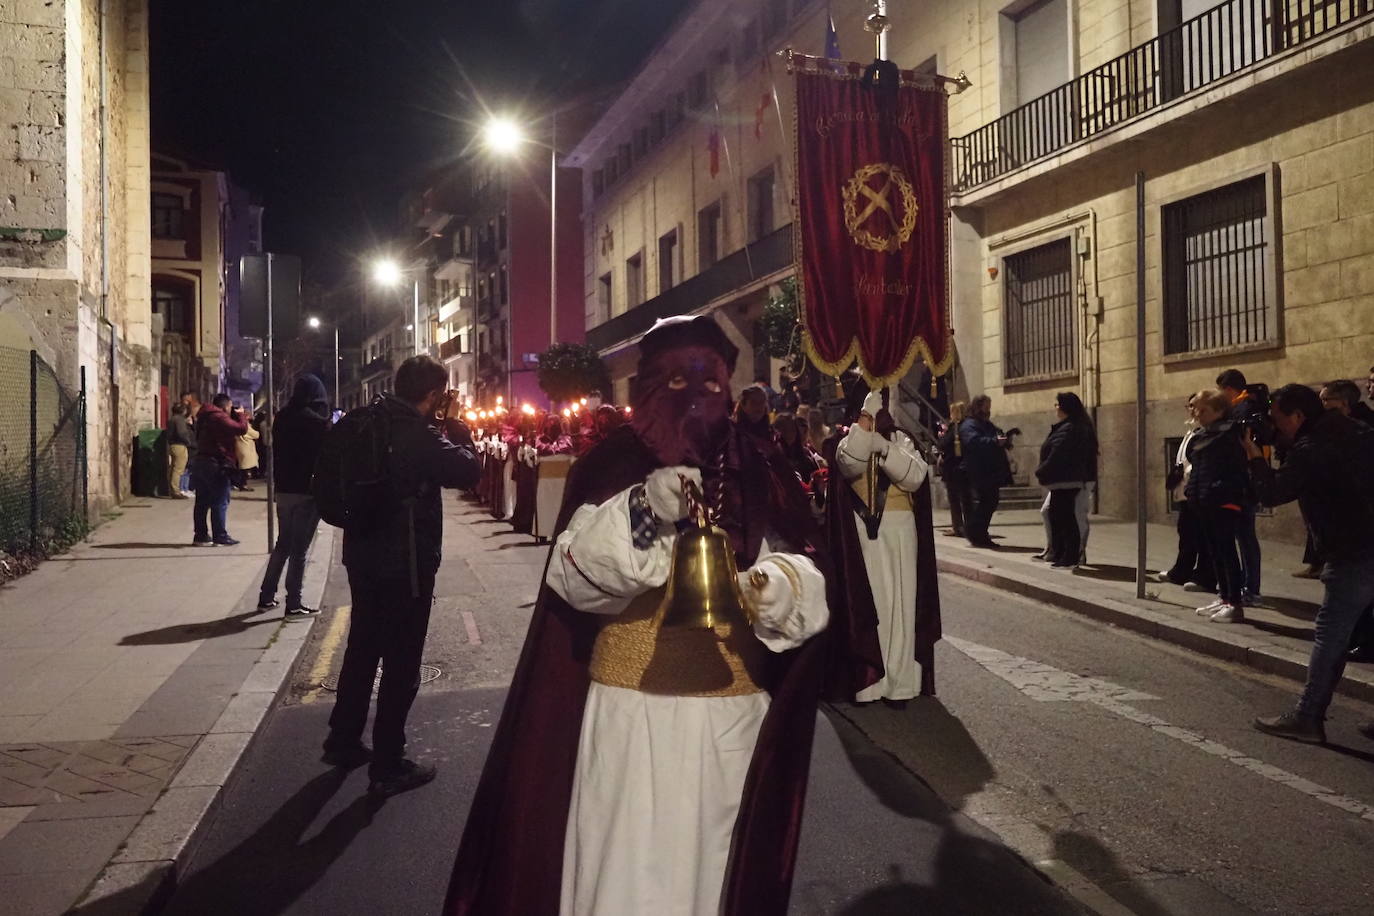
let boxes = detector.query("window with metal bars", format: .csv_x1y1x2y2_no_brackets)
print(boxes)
1162,175,1273,355
1003,238,1076,381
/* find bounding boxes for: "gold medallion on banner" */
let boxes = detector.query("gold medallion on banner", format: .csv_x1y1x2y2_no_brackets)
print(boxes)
842,163,918,253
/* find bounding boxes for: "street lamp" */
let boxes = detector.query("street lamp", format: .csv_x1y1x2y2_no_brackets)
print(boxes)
372,257,422,356
307,315,340,408
483,114,559,350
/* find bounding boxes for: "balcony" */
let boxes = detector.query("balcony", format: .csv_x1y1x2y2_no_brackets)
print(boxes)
439,337,469,362
951,0,1374,191
586,224,793,353
437,294,471,325
361,353,393,381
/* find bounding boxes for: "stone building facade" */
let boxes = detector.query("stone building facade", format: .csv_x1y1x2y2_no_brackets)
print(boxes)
0,0,154,512
572,0,1374,544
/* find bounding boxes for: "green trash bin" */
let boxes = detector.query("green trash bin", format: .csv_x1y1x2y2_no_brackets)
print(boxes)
132,428,168,497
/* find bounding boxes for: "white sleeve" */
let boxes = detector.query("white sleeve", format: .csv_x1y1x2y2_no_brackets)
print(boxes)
743,552,829,653
836,427,871,482
882,432,929,492
546,487,674,615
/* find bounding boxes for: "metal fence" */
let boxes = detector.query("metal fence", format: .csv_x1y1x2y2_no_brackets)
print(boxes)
952,0,1374,190
0,347,87,557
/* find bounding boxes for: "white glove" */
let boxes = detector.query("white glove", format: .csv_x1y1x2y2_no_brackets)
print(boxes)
739,560,795,628
644,466,702,523
846,425,876,458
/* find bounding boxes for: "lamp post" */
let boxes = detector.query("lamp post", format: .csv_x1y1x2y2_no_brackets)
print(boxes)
373,258,422,357
482,116,558,348
307,315,340,407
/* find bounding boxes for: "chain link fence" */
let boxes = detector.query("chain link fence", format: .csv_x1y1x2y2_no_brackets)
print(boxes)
0,347,87,560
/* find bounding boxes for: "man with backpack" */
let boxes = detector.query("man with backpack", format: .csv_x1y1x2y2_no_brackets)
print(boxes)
315,355,480,796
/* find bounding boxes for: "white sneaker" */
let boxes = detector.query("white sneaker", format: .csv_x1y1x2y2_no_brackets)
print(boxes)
1210,604,1244,623
1147,571,1169,583
1195,599,1226,616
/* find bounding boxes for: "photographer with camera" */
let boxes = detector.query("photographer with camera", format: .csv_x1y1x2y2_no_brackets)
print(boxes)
959,394,1015,548
1248,384,1374,744
317,356,480,796
1217,369,1269,605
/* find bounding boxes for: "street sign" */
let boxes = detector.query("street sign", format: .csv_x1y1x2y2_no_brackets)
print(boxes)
240,253,301,340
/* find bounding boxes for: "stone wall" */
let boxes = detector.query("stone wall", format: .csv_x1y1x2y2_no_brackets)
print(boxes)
0,0,153,513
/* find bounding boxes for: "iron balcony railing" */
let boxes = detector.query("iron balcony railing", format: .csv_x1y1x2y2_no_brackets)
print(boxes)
952,0,1374,191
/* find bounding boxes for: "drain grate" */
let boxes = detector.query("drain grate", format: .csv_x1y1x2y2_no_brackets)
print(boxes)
320,664,442,692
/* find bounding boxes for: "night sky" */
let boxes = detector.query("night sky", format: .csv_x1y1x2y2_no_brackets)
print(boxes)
150,0,692,287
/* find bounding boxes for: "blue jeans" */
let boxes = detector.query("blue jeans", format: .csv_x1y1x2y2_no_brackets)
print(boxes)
258,493,321,608
1237,504,1262,598
191,460,232,542
1297,553,1374,720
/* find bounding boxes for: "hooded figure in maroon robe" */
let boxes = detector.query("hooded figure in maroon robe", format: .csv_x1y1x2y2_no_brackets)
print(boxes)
444,315,878,915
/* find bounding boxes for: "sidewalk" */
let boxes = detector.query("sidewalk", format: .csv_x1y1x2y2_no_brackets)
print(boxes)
933,507,1374,702
0,490,333,915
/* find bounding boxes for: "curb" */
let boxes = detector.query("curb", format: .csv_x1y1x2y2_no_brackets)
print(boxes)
74,524,338,915
936,554,1374,706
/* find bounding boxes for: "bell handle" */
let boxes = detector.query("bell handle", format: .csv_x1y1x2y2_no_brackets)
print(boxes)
680,474,709,528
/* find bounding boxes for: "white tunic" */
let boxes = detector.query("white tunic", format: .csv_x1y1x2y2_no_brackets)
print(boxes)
547,485,829,916
836,428,929,702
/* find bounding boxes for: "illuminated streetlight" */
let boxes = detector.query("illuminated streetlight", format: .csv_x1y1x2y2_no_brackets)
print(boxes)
372,259,403,287
369,257,420,356
482,116,525,155
308,316,321,329
306,315,339,407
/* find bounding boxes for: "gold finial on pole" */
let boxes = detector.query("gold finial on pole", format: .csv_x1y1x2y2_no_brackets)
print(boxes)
865,1,891,61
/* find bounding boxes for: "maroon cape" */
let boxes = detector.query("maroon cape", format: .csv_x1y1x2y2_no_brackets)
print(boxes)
510,459,536,535
822,431,942,695
444,424,875,915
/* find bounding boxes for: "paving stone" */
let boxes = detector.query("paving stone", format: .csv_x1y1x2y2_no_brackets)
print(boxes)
0,814,141,875
0,755,49,788
111,786,218,865
0,869,96,916
0,776,59,807
0,806,33,843
1,744,73,768
74,860,173,916
23,794,151,821
208,690,275,735
42,768,132,803
169,732,250,789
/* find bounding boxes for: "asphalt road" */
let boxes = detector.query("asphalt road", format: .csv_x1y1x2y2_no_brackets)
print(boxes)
164,494,1374,915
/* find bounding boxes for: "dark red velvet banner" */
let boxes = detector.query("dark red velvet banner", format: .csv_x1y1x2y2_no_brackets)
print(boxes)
793,65,952,386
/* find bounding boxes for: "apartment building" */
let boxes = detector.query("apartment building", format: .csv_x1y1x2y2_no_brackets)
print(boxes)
572,0,1374,542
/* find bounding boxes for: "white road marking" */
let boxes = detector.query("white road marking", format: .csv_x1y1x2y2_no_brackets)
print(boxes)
462,610,482,646
945,635,1374,824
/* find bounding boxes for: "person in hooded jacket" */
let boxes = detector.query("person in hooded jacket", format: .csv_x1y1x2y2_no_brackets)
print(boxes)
1034,392,1099,568
257,374,331,618
1186,389,1251,623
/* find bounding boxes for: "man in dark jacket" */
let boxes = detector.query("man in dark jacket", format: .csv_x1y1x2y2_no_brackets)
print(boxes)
1218,369,1266,605
1249,384,1374,744
191,394,249,547
257,374,331,618
325,356,480,797
959,394,1013,548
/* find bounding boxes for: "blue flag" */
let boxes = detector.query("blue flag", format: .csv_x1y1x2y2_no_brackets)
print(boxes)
824,14,841,60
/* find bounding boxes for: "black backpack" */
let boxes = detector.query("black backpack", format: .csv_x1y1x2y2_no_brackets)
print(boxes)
313,399,392,532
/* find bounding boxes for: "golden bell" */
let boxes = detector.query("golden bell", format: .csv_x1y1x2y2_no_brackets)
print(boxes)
657,494,756,631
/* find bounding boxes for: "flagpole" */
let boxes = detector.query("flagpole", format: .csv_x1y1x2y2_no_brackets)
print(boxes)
868,1,890,61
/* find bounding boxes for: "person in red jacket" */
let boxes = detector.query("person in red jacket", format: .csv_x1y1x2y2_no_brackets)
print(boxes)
191,393,249,546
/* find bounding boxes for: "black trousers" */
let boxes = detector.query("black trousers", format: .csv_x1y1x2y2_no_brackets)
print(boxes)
328,567,436,774
944,471,969,536
1167,500,1215,589
1199,506,1244,607
1046,488,1082,565
966,484,1000,544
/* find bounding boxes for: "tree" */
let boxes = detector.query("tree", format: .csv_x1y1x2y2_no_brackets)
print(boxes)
760,277,804,375
536,342,611,404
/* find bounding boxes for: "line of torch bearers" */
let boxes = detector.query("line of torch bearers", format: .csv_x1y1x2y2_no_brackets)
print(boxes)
467,395,632,541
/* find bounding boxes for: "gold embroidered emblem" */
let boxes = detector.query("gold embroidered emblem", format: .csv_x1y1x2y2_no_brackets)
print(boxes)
842,163,918,253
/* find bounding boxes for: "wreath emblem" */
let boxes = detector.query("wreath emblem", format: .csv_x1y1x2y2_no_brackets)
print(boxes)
842,163,918,253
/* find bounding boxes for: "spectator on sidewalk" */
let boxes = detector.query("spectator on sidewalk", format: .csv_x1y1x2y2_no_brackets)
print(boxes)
181,389,202,423
1152,395,1216,592
323,355,480,797
166,403,195,499
1034,392,1098,569
190,394,248,547
257,374,331,619
1319,379,1374,661
1250,384,1374,744
233,403,260,492
1185,389,1249,623
754,374,780,412
937,401,969,538
735,386,773,444
1217,369,1267,606
959,394,1013,548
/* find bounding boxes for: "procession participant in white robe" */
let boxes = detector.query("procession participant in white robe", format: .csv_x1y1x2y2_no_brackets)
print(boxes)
836,389,930,703
446,315,840,916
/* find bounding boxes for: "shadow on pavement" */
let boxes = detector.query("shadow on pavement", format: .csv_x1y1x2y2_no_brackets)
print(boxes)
496,541,546,550
1249,619,1317,641
91,541,196,549
1051,828,1175,916
797,702,1077,914
1072,563,1137,583
1263,595,1320,620
163,769,380,916
119,611,278,645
